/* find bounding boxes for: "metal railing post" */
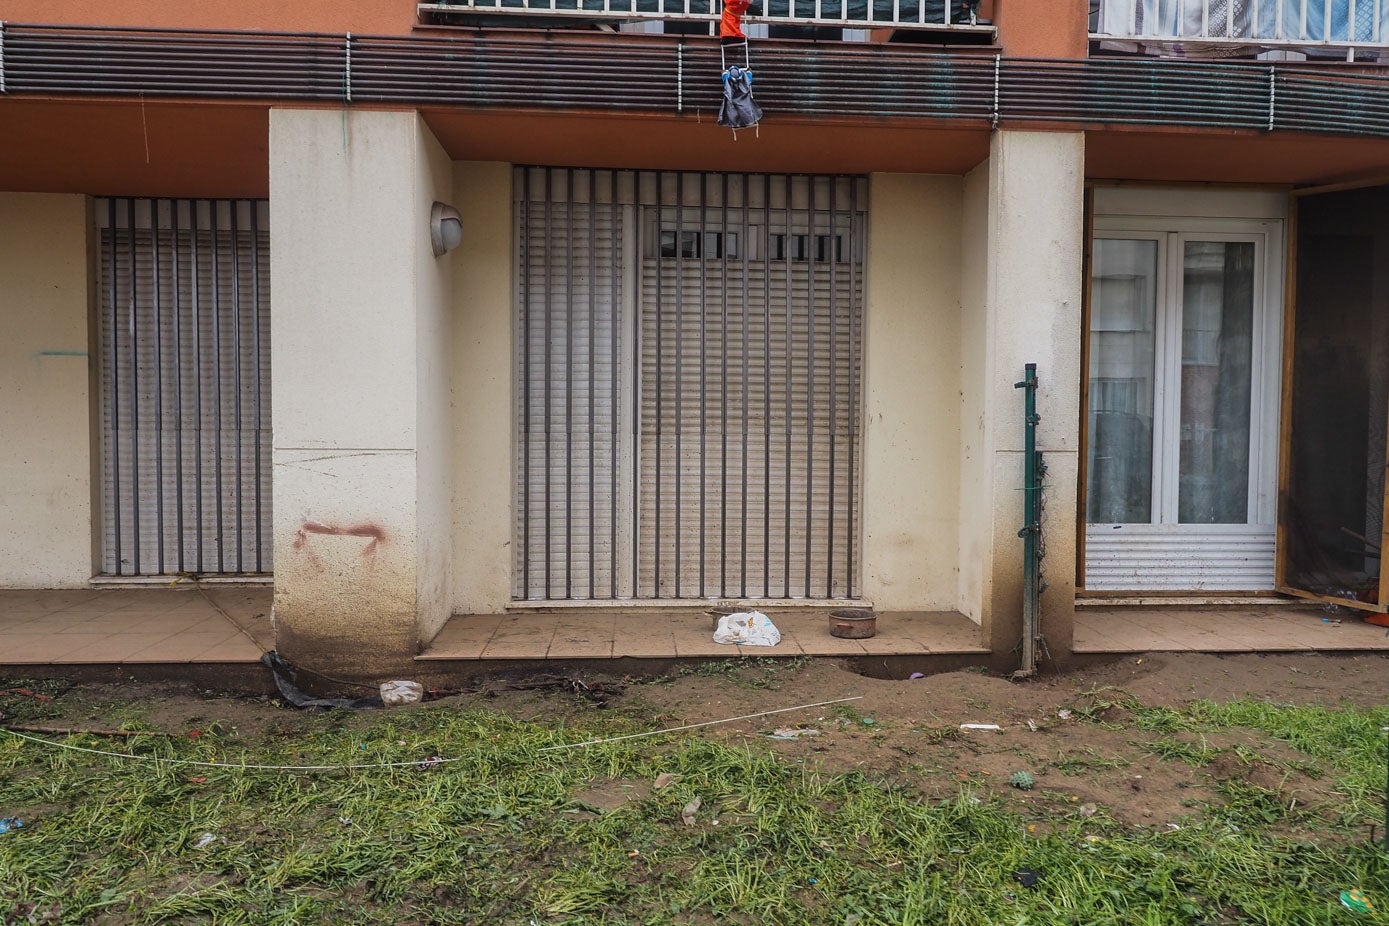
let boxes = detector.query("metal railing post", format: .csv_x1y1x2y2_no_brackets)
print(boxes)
1014,363,1045,678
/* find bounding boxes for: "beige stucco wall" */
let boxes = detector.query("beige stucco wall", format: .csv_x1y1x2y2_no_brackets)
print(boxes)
957,160,992,623
861,174,963,612
0,193,94,587
414,121,457,644
269,108,453,673
959,130,1085,658
449,162,514,615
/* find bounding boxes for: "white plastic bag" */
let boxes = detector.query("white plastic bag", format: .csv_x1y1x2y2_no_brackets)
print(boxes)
712,610,781,646
380,680,424,706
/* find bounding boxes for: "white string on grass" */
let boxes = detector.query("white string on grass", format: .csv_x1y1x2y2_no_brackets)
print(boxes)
0,696,863,774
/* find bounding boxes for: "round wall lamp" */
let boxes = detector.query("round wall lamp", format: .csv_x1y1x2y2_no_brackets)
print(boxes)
430,201,463,257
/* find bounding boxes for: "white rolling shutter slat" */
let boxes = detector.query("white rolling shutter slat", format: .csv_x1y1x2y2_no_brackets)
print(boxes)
1084,525,1276,590
98,198,271,576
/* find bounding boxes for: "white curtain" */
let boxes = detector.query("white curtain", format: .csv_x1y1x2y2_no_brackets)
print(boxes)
1097,0,1386,43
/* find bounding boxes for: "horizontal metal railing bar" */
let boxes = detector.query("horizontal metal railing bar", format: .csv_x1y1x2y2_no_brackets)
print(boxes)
1276,99,1389,117
3,23,1389,137
363,35,1001,60
11,60,343,76
425,8,996,28
417,0,996,30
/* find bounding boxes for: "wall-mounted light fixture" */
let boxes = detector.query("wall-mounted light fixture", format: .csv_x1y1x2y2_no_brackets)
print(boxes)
430,201,463,257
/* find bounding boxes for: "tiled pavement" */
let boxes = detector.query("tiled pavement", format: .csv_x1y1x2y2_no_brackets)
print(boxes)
5,590,1389,666
0,588,272,664
419,610,989,660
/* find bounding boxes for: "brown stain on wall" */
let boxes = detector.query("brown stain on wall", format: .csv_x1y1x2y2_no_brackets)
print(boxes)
292,521,387,567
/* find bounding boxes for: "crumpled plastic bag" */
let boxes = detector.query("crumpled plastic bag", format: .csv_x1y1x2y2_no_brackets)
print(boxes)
712,610,781,646
380,680,424,706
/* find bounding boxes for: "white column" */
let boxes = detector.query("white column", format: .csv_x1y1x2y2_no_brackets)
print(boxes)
449,162,514,615
960,130,1085,658
269,109,453,676
0,194,93,587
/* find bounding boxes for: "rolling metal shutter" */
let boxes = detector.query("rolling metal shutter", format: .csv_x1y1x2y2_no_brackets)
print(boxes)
514,169,864,602
97,198,271,576
513,169,627,601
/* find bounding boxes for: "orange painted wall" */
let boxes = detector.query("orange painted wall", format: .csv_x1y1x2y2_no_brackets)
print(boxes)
2,0,1087,46
994,0,1088,58
0,0,412,36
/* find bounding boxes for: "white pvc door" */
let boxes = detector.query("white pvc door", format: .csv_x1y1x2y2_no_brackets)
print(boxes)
1085,216,1284,591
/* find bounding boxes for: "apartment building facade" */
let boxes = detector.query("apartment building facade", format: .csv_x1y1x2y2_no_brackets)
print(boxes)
3,0,1388,674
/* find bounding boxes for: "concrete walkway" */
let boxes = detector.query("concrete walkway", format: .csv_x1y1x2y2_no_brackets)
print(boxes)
1074,603,1389,653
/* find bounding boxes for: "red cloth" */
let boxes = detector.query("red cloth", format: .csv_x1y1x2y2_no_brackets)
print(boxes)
720,0,752,38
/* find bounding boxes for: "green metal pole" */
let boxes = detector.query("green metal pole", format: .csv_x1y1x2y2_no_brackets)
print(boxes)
1014,363,1039,678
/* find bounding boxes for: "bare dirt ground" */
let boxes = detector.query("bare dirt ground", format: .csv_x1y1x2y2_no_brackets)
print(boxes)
622,653,1389,829
4,651,1385,834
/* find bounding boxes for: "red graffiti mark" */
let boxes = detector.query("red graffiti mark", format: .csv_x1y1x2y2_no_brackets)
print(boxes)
293,521,387,564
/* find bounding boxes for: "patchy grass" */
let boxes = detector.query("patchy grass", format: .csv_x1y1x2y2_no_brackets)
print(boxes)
672,656,814,690
0,686,1387,925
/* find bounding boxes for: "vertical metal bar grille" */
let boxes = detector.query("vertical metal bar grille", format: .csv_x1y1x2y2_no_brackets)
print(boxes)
514,168,864,601
98,197,272,576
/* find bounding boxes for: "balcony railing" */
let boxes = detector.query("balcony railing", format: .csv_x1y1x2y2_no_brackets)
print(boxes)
1092,0,1388,56
419,0,996,32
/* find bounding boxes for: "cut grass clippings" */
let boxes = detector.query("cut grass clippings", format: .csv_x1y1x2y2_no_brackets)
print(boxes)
1,694,1387,925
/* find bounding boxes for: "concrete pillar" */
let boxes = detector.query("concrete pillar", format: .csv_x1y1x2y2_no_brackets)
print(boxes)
269,109,453,676
959,130,1084,664
450,162,514,615
0,194,94,587
862,174,963,611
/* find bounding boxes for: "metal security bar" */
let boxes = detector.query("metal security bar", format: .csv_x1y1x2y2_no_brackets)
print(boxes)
514,168,864,601
419,0,990,31
98,198,271,576
1093,0,1388,55
514,169,627,601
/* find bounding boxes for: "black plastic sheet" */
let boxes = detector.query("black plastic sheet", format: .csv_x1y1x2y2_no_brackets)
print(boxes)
260,651,384,710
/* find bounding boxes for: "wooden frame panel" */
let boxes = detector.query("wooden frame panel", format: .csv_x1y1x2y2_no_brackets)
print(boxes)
1076,184,1095,592
1275,186,1389,614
